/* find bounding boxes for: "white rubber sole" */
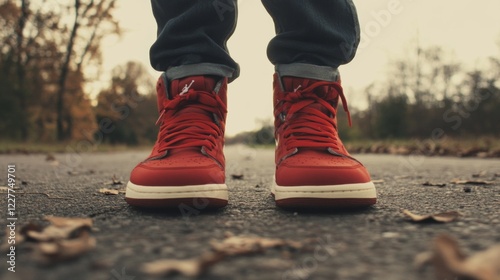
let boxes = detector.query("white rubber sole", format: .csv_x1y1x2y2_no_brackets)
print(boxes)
272,181,377,201
271,179,377,208
125,182,228,208
125,181,228,201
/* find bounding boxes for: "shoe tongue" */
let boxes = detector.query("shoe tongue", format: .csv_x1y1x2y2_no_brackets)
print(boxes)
281,76,335,116
170,76,216,98
168,76,218,133
281,76,339,152
281,77,323,93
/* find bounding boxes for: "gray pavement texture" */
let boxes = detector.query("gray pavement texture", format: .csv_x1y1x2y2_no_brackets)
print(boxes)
0,145,499,280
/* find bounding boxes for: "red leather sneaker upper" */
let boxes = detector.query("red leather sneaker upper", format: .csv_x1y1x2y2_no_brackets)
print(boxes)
130,75,227,186
273,74,371,186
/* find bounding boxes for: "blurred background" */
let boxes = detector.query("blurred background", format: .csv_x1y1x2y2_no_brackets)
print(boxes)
0,0,499,156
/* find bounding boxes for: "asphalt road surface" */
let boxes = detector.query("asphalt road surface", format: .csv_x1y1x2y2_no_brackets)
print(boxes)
0,145,499,280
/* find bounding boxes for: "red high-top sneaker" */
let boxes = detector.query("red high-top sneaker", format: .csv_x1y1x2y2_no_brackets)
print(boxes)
272,74,377,208
126,74,228,208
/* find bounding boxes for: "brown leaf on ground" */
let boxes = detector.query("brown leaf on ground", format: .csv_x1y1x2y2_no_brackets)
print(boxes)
431,234,500,280
210,235,303,256
142,235,304,277
450,179,493,185
231,174,244,180
98,188,120,195
35,231,96,263
402,209,460,223
12,216,96,263
105,175,123,186
422,182,447,187
142,252,225,277
27,216,92,242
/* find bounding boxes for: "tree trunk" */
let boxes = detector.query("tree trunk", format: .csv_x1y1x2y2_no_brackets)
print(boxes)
16,0,29,141
56,0,80,141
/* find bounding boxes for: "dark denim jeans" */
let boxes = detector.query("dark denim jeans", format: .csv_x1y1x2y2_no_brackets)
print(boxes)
150,0,360,82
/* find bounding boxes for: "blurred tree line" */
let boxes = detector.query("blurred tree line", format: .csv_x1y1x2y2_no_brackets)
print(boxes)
1,0,498,146
229,44,500,145
339,44,500,141
0,0,158,145
94,61,158,145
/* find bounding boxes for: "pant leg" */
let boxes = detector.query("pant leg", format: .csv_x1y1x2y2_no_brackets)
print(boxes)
150,0,240,81
261,0,361,81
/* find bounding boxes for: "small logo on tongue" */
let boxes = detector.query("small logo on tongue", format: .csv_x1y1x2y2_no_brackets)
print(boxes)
179,80,195,95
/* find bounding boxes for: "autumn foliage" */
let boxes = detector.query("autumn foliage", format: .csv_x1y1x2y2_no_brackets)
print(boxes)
0,0,120,142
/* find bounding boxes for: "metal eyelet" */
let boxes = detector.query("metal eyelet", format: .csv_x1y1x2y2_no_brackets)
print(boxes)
279,112,286,122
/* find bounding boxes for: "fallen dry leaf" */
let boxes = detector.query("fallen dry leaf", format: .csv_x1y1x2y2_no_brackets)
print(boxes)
402,209,460,223
27,216,92,242
4,216,95,263
99,188,120,195
210,235,302,256
450,179,493,185
142,252,225,277
422,182,447,187
142,235,304,277
105,175,123,186
35,231,96,263
431,234,500,280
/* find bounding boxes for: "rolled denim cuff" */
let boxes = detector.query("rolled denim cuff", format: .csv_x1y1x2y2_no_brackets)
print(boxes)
166,63,238,82
275,63,340,82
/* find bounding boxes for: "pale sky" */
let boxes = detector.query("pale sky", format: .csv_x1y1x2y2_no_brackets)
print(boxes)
100,0,500,136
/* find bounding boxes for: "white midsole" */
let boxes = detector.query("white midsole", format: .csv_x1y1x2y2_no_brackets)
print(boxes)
125,181,228,200
272,180,376,200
